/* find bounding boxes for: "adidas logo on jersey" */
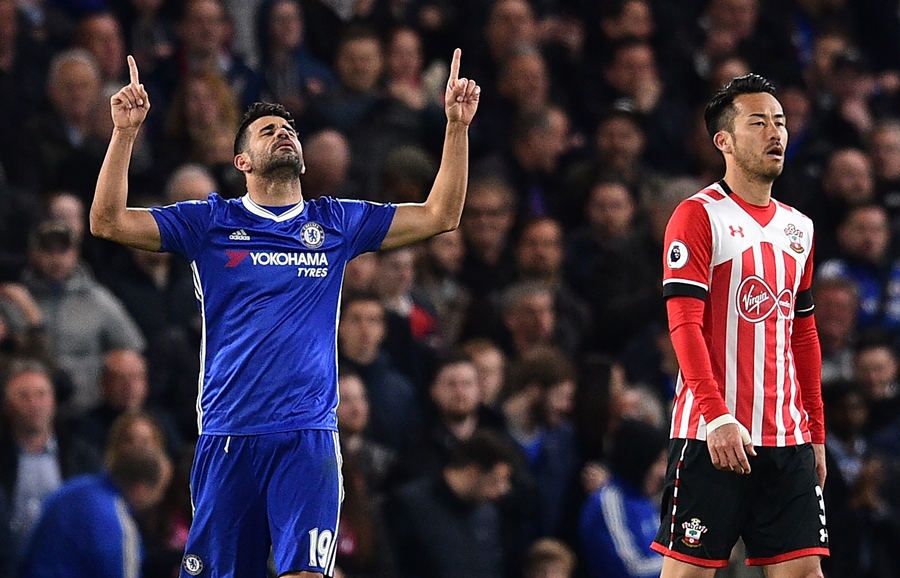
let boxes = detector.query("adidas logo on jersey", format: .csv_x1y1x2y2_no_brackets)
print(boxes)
229,229,250,241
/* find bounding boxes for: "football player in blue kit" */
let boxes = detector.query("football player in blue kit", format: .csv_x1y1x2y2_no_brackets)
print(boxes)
90,51,480,578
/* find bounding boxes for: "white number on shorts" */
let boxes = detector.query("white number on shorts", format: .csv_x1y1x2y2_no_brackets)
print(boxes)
307,528,334,568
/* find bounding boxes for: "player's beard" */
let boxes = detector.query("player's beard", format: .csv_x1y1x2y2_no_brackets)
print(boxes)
733,137,784,184
256,148,305,181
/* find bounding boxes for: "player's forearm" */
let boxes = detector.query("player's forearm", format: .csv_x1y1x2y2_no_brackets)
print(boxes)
792,314,826,443
425,121,469,232
90,128,138,240
667,296,731,421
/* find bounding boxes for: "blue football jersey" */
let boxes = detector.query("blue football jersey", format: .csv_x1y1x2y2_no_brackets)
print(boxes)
150,193,396,435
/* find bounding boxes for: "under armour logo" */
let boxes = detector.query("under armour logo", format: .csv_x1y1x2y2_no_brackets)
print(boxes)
729,225,744,237
820,528,829,543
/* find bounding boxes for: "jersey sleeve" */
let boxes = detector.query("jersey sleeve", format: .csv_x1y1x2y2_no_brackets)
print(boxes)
336,199,397,259
662,199,713,301
795,235,816,317
149,197,215,260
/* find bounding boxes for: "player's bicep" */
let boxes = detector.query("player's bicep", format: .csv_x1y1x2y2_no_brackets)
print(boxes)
662,200,713,298
380,203,440,250
109,208,162,251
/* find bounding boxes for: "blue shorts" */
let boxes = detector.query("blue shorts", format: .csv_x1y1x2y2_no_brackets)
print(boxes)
180,430,344,578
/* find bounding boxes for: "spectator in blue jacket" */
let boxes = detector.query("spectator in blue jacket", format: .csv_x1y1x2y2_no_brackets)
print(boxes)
578,419,668,578
20,444,170,578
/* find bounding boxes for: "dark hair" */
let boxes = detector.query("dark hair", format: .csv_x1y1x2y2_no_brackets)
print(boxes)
108,446,165,490
610,419,667,490
704,73,777,139
447,429,516,470
234,102,296,156
432,349,476,382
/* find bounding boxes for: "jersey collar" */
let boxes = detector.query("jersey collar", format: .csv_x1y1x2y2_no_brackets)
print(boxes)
242,194,306,222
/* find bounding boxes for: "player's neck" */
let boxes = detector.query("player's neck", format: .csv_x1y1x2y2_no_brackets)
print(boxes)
246,177,304,207
722,169,773,207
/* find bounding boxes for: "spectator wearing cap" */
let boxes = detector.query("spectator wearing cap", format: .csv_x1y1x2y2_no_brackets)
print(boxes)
22,220,144,415
578,419,667,578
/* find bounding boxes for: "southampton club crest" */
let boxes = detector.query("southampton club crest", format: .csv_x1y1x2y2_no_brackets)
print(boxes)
784,224,805,254
300,222,325,249
681,518,708,548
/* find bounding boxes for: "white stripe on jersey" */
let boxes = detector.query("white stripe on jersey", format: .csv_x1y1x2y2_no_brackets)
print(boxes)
774,250,788,446
115,496,140,578
751,243,766,447
191,261,207,435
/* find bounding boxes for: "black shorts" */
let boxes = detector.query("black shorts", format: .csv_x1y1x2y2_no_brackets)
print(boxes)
650,439,829,568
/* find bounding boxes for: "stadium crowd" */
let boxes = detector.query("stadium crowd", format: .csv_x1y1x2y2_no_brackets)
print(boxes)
1,0,900,576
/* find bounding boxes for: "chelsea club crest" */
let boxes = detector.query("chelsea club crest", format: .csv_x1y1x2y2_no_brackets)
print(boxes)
300,222,325,249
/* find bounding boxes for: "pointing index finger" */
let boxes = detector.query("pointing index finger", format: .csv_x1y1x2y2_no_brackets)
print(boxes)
127,55,140,86
449,48,461,85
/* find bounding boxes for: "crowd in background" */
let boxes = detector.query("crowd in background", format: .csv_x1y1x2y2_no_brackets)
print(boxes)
1,0,900,576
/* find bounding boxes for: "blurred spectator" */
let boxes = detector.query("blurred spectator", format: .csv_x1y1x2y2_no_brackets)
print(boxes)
255,0,336,121
373,246,436,344
0,0,52,182
869,119,900,238
383,26,445,153
578,418,667,578
338,293,419,449
161,71,241,173
147,0,262,117
461,338,506,409
852,335,900,435
499,282,560,359
0,283,52,383
0,359,101,558
414,229,470,349
459,177,518,337
344,253,377,293
583,38,691,173
74,12,127,95
378,144,437,204
120,0,176,75
563,105,656,223
17,48,107,197
479,106,574,225
23,220,145,414
386,429,519,578
336,369,395,494
502,347,580,537
73,349,183,459
164,163,217,204
822,379,900,578
814,276,860,385
514,217,590,356
818,204,900,339
20,444,170,578
522,537,575,578
390,350,512,485
302,129,353,200
0,172,45,283
565,177,660,354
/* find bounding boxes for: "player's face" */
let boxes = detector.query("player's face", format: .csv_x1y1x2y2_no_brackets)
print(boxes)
727,92,788,183
245,115,305,178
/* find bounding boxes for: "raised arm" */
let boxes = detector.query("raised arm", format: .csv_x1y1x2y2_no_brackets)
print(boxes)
379,48,481,250
90,55,162,251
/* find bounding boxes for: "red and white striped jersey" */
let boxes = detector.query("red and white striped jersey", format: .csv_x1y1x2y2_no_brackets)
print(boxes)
662,181,816,447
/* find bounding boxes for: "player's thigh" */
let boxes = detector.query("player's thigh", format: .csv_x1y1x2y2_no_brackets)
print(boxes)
181,435,270,578
743,445,829,567
652,439,750,568
266,429,343,577
661,556,719,578
762,555,824,578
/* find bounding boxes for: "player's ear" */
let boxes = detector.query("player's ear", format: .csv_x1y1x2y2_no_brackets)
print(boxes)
713,130,733,155
234,152,251,173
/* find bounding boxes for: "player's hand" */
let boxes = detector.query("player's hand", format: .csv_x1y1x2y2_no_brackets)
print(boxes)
110,55,150,131
813,443,826,489
444,48,480,126
707,423,756,474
